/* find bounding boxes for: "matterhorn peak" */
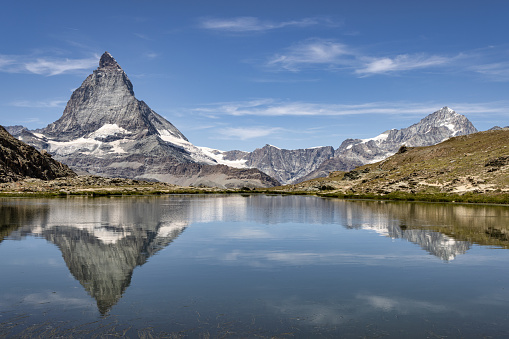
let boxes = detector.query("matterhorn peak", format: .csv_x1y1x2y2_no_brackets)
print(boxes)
99,51,122,70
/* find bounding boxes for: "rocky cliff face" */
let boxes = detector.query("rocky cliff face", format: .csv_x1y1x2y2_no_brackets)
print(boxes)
204,107,477,185
302,107,478,181
0,125,76,183
201,145,335,185
9,52,279,188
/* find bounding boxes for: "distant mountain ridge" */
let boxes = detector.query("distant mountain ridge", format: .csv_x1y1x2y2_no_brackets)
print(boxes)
286,128,509,196
300,106,478,182
203,107,478,184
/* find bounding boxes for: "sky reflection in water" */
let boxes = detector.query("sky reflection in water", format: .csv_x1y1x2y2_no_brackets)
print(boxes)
1,195,509,338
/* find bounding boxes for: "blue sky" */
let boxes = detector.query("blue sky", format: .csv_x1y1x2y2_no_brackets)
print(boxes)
1,0,509,151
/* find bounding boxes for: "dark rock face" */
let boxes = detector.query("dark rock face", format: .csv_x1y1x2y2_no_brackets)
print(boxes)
9,52,279,188
303,107,478,181
0,125,76,183
218,145,335,185
245,145,335,184
40,52,182,142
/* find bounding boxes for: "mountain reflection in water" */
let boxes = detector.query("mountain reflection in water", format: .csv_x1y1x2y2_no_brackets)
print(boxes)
1,195,509,317
1,197,189,315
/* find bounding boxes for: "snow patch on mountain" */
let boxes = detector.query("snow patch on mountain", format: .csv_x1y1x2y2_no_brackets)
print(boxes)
157,129,217,165
361,130,392,144
198,146,249,168
88,124,130,139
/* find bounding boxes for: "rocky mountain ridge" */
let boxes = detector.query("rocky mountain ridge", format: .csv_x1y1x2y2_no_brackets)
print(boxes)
283,128,509,196
0,125,75,183
203,107,478,185
301,106,478,181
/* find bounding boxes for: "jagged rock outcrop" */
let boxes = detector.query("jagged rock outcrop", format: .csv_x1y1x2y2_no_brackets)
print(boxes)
303,107,478,181
201,145,335,185
0,125,76,183
8,52,279,188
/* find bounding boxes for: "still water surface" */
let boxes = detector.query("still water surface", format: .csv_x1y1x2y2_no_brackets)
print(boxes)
1,195,509,338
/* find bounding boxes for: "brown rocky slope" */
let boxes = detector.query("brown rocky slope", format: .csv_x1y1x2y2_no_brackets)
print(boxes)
0,125,76,183
279,128,509,198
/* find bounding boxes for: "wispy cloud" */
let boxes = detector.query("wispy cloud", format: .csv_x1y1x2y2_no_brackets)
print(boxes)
193,99,509,118
267,39,457,75
200,16,328,32
268,39,353,71
195,99,436,117
217,126,283,140
0,54,98,76
356,54,451,75
471,62,509,81
10,99,67,108
25,56,98,75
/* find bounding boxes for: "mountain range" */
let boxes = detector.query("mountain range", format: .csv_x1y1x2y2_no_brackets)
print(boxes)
4,52,480,187
284,127,509,197
204,106,478,184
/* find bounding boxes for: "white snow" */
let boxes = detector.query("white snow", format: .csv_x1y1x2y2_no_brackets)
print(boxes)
32,132,46,139
47,137,102,156
198,146,248,168
361,130,391,144
157,129,217,165
88,123,129,139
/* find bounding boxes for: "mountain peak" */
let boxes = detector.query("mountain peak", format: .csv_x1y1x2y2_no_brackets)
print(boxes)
440,106,455,114
99,51,122,70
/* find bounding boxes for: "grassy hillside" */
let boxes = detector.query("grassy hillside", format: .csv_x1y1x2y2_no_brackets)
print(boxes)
275,128,509,203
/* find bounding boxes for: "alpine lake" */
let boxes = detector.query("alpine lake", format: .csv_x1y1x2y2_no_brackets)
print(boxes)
1,194,509,338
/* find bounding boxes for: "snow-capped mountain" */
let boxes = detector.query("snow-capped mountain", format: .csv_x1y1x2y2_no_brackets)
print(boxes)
199,107,478,185
10,52,279,188
302,106,478,181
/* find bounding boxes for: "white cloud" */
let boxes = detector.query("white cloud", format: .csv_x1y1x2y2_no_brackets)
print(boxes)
192,99,509,122
472,62,509,81
24,56,98,76
0,54,98,76
196,99,439,117
267,39,458,76
10,99,67,108
217,126,283,140
356,54,451,75
200,16,323,32
0,56,14,69
268,39,353,71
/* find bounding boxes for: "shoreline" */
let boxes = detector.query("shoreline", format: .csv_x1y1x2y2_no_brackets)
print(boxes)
2,184,509,206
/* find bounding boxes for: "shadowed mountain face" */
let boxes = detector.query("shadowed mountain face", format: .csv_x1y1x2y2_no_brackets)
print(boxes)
0,125,75,183
7,52,279,188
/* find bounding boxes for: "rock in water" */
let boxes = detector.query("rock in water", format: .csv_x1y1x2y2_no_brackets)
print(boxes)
14,52,279,188
0,125,76,183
